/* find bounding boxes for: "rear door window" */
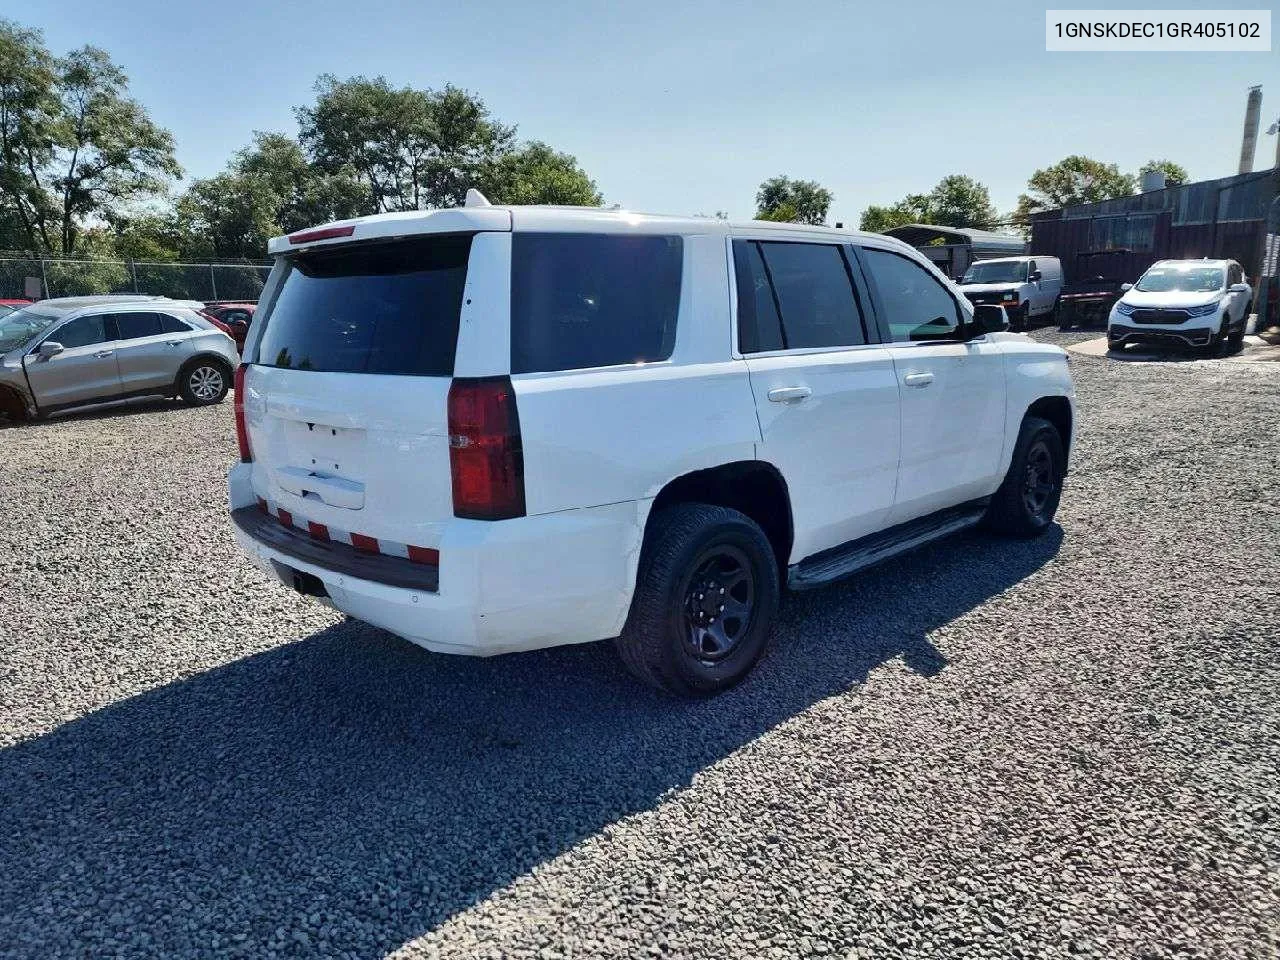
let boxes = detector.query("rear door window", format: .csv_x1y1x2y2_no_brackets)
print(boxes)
114,312,162,340
159,313,192,334
254,235,473,376
511,233,682,374
732,240,867,352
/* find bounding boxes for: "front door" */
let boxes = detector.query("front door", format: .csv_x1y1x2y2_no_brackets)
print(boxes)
731,237,901,561
856,246,1007,524
23,313,122,410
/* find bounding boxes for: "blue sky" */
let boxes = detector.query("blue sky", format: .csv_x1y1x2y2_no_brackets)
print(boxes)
14,0,1278,224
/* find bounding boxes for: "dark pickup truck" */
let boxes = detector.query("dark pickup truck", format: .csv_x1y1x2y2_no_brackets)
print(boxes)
1058,250,1132,331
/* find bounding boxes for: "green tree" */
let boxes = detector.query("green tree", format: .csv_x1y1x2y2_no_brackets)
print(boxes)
1139,158,1188,187
298,75,515,212
175,132,369,260
0,22,180,255
755,176,832,225
859,175,998,233
478,141,601,206
859,194,932,232
928,174,998,229
1014,155,1135,224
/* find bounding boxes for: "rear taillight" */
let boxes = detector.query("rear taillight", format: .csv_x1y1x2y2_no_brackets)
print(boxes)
448,377,525,520
234,364,252,462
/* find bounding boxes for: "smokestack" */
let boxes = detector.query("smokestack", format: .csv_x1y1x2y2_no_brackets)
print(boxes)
1239,85,1262,174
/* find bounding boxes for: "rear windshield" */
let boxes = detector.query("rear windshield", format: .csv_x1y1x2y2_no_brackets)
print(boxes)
511,233,682,374
254,235,473,376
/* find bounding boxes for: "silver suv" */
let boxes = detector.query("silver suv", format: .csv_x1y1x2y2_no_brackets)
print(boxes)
0,295,239,422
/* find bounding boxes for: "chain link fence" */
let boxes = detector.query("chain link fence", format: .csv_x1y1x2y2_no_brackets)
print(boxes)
0,253,272,303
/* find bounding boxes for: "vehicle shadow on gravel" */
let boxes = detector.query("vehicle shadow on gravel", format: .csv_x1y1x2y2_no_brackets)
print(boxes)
0,526,1062,957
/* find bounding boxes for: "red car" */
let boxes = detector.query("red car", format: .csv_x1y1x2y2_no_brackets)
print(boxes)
0,298,33,318
200,302,256,351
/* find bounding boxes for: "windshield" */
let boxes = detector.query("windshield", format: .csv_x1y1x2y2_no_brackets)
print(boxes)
0,307,61,353
961,261,1026,284
1135,265,1224,293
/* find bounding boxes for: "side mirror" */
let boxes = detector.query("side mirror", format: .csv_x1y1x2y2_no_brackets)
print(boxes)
968,304,1008,338
36,341,64,359
1029,270,1042,282
1228,282,1249,294
1120,282,1134,292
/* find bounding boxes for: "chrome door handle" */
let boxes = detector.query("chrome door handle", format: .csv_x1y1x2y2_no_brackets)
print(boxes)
166,340,182,346
903,371,934,388
767,386,812,403
93,350,114,358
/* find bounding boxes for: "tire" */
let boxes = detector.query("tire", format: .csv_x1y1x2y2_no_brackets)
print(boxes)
616,504,780,697
178,358,231,406
1011,303,1030,332
983,416,1065,538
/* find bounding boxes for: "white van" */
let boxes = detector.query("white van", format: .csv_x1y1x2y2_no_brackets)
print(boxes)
957,256,1063,330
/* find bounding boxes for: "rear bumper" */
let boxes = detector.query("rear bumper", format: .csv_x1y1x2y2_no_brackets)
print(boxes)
228,463,646,656
1108,323,1215,348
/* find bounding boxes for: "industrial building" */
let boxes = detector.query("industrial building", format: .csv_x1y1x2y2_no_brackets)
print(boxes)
1028,168,1278,289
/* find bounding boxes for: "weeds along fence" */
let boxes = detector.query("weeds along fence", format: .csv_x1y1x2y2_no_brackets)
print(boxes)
0,253,272,303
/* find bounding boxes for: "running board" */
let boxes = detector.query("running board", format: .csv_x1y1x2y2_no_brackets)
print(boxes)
788,498,990,591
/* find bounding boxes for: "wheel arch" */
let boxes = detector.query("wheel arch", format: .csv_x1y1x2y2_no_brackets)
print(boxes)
1025,395,1073,463
0,381,33,421
647,460,794,574
174,352,234,390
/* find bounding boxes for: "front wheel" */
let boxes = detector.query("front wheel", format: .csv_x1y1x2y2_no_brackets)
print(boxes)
1010,303,1030,331
179,359,231,406
984,416,1065,538
616,504,780,697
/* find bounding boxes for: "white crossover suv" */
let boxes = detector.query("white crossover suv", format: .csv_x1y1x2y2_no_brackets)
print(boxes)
1108,258,1253,353
228,195,1075,695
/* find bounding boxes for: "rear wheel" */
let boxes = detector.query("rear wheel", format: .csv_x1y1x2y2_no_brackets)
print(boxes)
616,504,780,697
984,416,1065,538
178,359,231,406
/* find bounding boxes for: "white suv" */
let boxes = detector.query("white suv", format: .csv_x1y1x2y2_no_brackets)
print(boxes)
228,196,1075,695
1108,258,1253,353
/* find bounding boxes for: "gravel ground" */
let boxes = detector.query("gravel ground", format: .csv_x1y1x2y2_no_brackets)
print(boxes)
1,332,1277,959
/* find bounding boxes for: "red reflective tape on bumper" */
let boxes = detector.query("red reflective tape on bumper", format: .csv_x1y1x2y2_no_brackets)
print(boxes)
308,521,329,541
277,509,293,528
408,545,440,565
350,533,380,554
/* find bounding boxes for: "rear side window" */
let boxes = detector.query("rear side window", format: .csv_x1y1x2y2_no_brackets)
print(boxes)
114,312,162,340
733,240,867,352
254,235,473,376
159,313,191,334
511,233,682,374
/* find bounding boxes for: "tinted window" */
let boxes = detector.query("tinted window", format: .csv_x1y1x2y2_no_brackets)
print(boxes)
733,240,784,353
758,242,865,349
254,235,472,375
861,248,962,342
114,312,162,340
511,233,682,374
159,313,191,334
50,314,110,349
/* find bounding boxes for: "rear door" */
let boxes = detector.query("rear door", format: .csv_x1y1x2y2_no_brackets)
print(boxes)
857,244,1007,524
23,313,122,409
731,236,900,561
242,232,492,548
112,311,194,393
